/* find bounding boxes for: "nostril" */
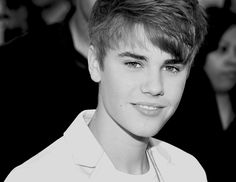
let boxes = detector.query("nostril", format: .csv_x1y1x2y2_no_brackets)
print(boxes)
141,80,164,96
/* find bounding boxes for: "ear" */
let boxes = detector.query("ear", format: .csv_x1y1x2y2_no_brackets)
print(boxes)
88,45,101,83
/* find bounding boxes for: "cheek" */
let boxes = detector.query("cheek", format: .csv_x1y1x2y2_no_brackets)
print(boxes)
80,0,95,18
205,53,221,78
165,76,187,106
101,69,131,106
172,84,185,105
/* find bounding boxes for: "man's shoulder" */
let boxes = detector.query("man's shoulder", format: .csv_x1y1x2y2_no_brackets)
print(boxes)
150,138,194,162
149,138,207,182
4,137,71,182
150,137,204,165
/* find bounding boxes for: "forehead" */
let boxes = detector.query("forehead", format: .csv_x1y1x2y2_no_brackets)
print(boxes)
107,25,174,63
114,24,168,55
221,25,236,43
121,24,151,48
78,0,97,13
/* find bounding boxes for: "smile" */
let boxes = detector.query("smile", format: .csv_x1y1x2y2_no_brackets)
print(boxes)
132,103,165,117
138,104,158,110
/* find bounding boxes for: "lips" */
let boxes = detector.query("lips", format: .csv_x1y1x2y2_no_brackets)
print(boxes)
132,102,165,117
138,104,159,110
221,71,236,80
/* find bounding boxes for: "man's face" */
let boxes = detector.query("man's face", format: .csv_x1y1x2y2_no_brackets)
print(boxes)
90,27,189,138
205,25,236,93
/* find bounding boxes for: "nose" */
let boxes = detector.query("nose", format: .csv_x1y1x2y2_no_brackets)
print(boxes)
141,71,164,96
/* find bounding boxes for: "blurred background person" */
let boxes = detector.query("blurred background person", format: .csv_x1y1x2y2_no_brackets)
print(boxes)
156,5,236,182
2,0,233,44
31,0,72,25
1,0,46,43
0,0,72,44
1,0,98,181
0,0,5,44
196,6,236,181
199,0,225,8
224,0,236,13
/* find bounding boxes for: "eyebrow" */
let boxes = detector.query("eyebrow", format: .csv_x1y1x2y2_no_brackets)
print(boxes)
118,51,184,64
118,52,148,61
165,58,183,65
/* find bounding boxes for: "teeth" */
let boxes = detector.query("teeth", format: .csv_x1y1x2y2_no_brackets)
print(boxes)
138,105,157,110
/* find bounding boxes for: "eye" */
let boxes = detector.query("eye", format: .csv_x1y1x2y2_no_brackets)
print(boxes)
163,65,182,74
218,45,228,54
125,61,143,69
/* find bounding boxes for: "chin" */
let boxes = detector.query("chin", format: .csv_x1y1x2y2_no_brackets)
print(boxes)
134,125,163,138
215,85,234,93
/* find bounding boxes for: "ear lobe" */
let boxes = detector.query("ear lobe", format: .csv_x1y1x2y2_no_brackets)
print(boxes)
88,45,101,83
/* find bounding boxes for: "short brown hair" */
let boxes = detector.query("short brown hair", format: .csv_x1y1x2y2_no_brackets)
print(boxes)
89,0,207,68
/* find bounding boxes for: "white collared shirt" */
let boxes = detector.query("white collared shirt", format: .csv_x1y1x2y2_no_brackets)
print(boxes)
5,110,207,182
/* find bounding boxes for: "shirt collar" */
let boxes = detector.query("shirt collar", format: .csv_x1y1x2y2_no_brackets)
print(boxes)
63,110,172,169
63,110,104,168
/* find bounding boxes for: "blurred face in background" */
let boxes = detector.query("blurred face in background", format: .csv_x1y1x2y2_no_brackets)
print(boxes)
32,0,60,7
230,0,236,13
198,0,225,8
77,0,97,21
0,0,28,43
204,25,236,93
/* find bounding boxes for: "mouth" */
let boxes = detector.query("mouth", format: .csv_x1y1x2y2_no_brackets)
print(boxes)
222,71,236,80
132,103,165,117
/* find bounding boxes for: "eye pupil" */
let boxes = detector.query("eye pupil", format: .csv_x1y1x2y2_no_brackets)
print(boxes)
222,46,227,52
218,44,228,54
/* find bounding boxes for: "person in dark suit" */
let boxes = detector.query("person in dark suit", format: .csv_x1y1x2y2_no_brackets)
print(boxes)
1,0,97,180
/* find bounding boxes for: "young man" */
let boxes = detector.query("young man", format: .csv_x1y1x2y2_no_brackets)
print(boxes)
5,0,207,181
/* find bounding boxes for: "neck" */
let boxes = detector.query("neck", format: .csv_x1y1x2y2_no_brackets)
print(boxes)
216,93,235,130
89,105,150,174
69,11,90,58
42,2,71,24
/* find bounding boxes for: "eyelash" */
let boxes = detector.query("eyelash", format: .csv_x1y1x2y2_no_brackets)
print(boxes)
125,61,182,74
125,61,143,69
163,65,181,74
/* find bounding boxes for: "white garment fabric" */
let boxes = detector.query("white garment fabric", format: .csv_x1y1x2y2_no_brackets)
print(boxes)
5,110,207,182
